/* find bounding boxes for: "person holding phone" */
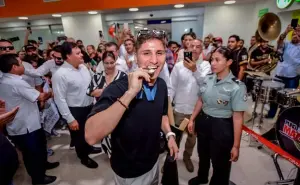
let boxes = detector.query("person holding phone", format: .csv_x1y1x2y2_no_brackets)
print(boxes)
85,31,178,185
170,39,211,173
187,47,247,185
176,32,197,63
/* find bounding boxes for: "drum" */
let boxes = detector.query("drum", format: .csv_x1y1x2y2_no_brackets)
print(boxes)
259,80,285,102
275,106,300,159
276,89,300,107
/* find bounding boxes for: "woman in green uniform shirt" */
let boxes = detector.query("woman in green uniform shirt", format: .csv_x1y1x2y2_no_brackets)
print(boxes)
187,47,247,185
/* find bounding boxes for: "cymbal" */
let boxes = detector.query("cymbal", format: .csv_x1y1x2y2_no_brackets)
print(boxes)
244,71,270,78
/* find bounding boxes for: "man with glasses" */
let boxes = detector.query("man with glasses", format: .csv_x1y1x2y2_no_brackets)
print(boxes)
24,45,64,77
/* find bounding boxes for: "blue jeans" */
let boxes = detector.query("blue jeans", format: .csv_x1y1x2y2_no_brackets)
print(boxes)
267,76,299,117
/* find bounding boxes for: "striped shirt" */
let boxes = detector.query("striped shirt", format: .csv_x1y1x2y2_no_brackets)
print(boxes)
276,42,300,78
86,70,127,96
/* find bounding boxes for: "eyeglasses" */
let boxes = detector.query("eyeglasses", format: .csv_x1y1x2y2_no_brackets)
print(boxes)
137,30,166,39
0,46,14,51
52,55,63,61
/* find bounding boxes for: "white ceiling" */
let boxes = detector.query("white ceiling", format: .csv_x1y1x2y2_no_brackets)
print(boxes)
0,0,260,23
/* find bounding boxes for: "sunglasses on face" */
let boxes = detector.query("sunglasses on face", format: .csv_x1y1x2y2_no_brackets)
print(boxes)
0,46,14,51
52,55,63,61
137,30,166,39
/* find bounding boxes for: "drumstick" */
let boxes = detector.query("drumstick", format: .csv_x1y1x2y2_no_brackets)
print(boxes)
287,89,300,95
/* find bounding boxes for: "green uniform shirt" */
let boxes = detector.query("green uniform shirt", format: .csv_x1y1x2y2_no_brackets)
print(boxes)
199,71,248,118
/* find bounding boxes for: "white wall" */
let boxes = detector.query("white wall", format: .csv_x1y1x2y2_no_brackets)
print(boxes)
203,3,256,49
62,14,104,47
172,15,204,43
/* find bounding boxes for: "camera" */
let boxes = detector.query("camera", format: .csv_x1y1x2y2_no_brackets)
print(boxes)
150,14,153,17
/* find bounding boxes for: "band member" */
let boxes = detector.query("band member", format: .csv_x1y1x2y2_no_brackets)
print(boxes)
227,35,248,80
24,45,64,77
85,32,179,185
249,39,273,70
170,39,211,172
187,47,247,185
0,54,58,185
249,36,257,52
52,42,101,169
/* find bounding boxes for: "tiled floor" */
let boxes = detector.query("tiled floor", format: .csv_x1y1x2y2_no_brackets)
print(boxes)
13,98,298,185
13,130,297,185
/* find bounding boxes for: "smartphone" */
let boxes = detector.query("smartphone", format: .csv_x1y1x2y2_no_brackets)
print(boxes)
99,30,103,38
291,19,299,29
184,51,192,62
124,23,129,30
27,22,32,34
38,37,43,44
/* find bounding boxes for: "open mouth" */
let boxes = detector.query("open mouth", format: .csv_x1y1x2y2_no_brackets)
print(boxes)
147,66,157,76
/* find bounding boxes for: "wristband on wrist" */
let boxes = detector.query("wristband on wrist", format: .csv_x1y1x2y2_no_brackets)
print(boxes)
166,132,176,141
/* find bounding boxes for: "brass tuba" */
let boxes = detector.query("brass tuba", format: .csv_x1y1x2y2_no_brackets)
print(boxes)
250,13,282,73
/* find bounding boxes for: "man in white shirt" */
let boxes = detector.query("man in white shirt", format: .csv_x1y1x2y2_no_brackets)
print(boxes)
96,42,128,73
52,42,101,169
122,38,138,72
24,45,64,77
170,39,211,172
0,54,57,185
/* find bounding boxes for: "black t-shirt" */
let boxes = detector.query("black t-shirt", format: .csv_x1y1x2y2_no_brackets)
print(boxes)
230,48,248,77
251,47,273,63
88,76,168,178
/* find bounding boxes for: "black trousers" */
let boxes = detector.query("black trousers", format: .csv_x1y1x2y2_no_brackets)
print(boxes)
10,129,47,182
0,135,19,185
69,105,93,161
195,111,234,185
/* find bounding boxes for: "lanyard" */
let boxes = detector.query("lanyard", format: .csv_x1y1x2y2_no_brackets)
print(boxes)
136,82,157,101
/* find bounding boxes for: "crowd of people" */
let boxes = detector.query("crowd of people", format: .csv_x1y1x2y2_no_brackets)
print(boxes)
0,23,299,185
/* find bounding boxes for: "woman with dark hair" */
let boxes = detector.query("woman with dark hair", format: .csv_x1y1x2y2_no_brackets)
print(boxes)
87,51,126,99
86,51,126,157
87,45,101,63
187,47,247,185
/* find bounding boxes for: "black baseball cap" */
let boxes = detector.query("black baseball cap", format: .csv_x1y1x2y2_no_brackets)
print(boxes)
24,44,37,52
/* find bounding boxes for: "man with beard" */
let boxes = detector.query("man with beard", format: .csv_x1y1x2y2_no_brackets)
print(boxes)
24,45,64,77
249,39,273,70
24,44,45,67
227,35,248,80
275,24,300,88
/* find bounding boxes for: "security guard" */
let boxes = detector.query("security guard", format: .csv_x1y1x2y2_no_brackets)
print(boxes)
187,47,247,185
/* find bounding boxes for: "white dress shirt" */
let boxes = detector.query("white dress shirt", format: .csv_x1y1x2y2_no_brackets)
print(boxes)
119,44,127,59
24,59,60,77
0,73,41,136
170,59,211,114
52,62,94,123
22,62,43,87
159,62,172,96
176,49,184,63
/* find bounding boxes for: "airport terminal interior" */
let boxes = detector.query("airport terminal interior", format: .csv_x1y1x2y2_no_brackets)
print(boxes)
0,0,300,185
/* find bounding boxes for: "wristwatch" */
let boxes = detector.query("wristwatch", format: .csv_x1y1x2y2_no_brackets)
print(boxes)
166,132,176,141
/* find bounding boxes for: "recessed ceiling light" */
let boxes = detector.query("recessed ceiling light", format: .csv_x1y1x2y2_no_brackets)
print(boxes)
161,21,166,24
134,26,140,29
18,17,28,20
224,0,236,4
174,4,184,8
129,8,139,12
52,14,61,17
88,11,98,15
143,27,148,30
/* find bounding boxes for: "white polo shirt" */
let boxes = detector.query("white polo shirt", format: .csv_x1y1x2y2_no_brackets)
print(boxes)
0,73,41,136
22,62,43,87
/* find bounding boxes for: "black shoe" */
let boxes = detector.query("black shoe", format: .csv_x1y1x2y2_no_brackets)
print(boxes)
188,177,209,185
32,175,57,185
81,157,98,169
90,146,102,154
46,161,60,170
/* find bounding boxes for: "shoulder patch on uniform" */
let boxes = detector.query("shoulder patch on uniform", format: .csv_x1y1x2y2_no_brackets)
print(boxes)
231,78,241,84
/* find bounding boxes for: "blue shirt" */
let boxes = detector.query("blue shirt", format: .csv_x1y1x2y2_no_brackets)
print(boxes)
276,42,300,78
